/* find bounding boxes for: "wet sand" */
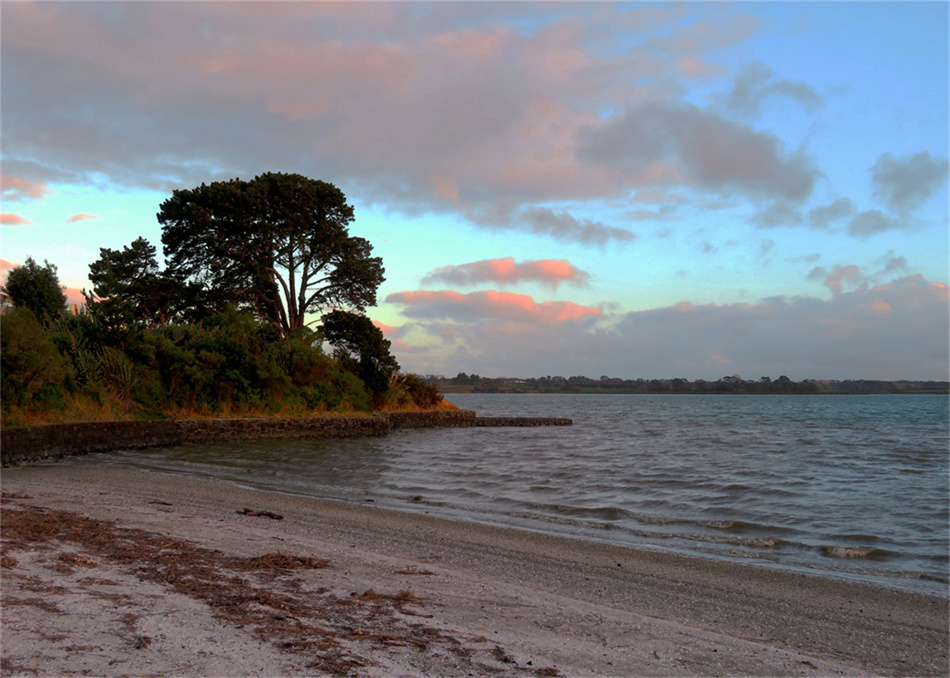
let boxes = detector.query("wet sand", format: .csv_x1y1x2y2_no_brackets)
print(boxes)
2,464,947,676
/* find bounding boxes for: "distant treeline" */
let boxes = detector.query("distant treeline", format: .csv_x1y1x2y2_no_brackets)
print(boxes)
428,373,949,395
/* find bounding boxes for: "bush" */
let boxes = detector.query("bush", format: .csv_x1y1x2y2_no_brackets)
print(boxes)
402,373,443,408
0,309,69,408
1,302,431,423
332,369,372,411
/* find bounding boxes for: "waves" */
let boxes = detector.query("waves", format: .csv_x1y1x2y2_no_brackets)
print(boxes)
85,393,950,596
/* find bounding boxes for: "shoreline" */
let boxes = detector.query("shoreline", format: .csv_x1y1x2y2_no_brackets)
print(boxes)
2,464,947,676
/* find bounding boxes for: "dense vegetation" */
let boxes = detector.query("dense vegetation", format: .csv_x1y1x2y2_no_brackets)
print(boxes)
1,173,445,427
432,373,948,395
0,305,444,428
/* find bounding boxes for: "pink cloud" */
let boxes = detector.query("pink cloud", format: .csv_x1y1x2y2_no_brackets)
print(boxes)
1,176,53,200
66,212,99,223
388,275,947,381
2,3,805,245
387,289,601,325
64,286,85,306
421,257,591,289
0,213,33,225
372,320,397,336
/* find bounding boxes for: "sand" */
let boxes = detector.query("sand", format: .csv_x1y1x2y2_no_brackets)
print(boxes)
1,463,947,677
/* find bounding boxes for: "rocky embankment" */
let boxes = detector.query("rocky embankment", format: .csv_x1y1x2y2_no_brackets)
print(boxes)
0,411,572,466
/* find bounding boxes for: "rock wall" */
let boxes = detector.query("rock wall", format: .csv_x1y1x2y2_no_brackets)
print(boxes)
176,416,392,444
467,417,573,427
386,410,476,428
1,410,571,467
1,420,183,467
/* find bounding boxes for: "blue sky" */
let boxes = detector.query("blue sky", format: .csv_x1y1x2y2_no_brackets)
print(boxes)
2,1,948,380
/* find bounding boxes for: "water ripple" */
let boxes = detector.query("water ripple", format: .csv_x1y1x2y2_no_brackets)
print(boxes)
82,393,949,596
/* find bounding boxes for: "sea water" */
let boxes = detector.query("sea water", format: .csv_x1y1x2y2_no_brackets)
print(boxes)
80,394,949,596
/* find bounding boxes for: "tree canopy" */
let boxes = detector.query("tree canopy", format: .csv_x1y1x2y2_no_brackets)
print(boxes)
2,257,67,324
158,172,384,336
85,237,177,329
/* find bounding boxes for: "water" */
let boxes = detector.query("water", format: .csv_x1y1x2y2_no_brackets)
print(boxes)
78,394,949,596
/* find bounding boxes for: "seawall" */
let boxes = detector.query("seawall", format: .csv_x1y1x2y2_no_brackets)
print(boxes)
0,411,571,467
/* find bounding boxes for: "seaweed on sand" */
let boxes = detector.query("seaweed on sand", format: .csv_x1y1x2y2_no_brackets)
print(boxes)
1,499,559,676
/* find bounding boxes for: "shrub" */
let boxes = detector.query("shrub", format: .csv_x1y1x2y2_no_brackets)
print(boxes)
0,309,69,408
402,373,443,408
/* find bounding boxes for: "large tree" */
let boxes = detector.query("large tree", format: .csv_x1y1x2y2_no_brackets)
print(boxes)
158,173,384,337
2,257,67,325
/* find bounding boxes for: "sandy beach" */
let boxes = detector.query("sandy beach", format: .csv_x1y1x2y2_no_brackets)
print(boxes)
1,463,947,677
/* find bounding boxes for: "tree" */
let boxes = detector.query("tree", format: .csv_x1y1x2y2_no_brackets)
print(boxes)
85,237,178,329
321,310,399,394
1,257,67,324
159,172,385,337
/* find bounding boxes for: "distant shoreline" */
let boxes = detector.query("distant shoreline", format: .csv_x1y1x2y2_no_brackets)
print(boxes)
440,388,950,395
433,375,949,395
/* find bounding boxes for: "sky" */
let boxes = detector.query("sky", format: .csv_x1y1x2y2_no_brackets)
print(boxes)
2,1,948,381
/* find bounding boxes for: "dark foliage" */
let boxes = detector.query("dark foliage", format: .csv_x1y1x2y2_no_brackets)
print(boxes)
2,257,67,325
0,309,69,408
159,172,384,336
85,237,180,331
321,310,400,396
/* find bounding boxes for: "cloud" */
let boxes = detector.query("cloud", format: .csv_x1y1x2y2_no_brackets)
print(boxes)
2,3,821,245
465,203,636,246
386,289,601,325
624,204,680,222
576,102,818,203
390,276,948,381
66,213,99,223
848,209,902,237
520,208,635,245
1,175,53,201
372,320,398,336
421,257,591,289
808,197,855,229
871,151,949,216
1,213,34,226
807,264,867,296
678,55,726,78
721,62,823,118
874,250,908,276
749,201,802,228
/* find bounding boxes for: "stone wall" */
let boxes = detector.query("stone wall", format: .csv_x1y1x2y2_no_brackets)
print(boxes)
1,420,183,466
1,410,571,467
386,410,476,428
177,416,392,444
467,417,573,427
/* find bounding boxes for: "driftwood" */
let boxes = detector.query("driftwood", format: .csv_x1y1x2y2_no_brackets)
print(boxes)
237,507,284,520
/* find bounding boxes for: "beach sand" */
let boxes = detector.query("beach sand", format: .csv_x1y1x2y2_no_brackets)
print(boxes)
1,463,947,677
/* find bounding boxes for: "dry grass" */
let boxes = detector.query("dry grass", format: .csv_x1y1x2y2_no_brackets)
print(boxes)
0,497,558,677
0,393,135,428
2,397,457,429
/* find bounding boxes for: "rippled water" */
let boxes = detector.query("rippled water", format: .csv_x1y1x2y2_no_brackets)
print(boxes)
79,394,949,595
